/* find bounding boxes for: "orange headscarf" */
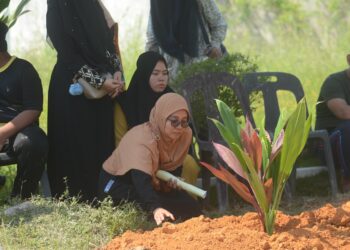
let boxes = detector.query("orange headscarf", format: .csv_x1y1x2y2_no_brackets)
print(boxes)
103,93,192,177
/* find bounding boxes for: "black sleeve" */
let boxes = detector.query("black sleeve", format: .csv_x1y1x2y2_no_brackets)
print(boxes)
130,169,161,212
168,166,182,177
46,0,85,72
20,63,43,111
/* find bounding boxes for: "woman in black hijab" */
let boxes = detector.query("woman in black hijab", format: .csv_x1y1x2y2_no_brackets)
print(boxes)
117,51,173,130
46,0,123,202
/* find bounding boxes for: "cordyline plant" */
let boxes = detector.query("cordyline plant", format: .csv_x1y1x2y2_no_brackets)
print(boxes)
201,98,312,235
0,0,31,28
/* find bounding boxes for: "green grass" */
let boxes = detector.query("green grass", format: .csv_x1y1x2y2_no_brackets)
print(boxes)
0,197,152,249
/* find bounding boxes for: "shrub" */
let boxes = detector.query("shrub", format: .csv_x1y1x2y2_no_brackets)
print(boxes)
173,53,260,139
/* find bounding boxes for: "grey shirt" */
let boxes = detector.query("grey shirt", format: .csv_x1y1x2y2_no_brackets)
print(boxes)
146,0,227,80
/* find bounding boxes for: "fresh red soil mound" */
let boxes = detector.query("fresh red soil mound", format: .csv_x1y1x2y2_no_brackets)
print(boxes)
103,201,350,250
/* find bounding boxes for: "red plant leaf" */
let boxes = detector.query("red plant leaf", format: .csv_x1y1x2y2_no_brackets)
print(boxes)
245,118,255,138
219,164,256,205
213,142,247,180
200,161,229,184
270,129,284,163
264,178,273,205
240,127,263,175
251,132,263,173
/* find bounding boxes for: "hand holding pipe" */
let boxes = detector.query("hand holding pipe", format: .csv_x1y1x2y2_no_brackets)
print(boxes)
156,170,207,199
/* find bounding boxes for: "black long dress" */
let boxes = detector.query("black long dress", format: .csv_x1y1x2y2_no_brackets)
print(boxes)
46,0,119,202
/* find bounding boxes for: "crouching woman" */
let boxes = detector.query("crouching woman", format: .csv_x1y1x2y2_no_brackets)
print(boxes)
99,93,202,225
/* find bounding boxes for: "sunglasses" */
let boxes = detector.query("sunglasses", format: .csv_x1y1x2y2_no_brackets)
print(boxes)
167,117,189,128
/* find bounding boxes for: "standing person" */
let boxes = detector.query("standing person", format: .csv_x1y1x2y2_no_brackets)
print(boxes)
146,0,227,80
99,93,202,225
46,0,124,202
0,21,47,199
115,51,199,186
316,54,350,192
115,51,173,145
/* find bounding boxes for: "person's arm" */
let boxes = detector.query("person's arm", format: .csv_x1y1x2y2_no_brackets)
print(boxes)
0,110,40,149
327,98,350,120
321,74,350,120
47,1,121,96
0,63,43,149
198,0,227,57
130,169,175,225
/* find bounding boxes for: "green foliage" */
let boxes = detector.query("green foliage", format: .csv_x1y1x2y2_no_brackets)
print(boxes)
0,0,31,28
202,98,312,234
173,53,258,89
173,53,259,139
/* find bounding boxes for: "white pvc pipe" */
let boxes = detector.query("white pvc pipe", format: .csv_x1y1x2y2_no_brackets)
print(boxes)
156,170,207,199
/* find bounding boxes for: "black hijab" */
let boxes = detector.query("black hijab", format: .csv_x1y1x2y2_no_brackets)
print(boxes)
150,0,200,62
118,51,173,128
0,21,8,52
53,0,115,72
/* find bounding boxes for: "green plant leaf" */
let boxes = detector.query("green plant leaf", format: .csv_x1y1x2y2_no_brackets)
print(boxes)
259,128,271,176
279,98,308,180
0,0,31,28
298,112,313,156
0,0,10,13
272,111,287,145
210,118,237,148
234,145,269,213
215,99,241,146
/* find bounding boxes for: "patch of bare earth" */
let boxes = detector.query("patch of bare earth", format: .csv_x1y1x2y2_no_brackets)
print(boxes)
102,200,350,250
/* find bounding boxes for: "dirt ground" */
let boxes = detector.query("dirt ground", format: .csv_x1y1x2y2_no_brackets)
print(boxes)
102,199,350,250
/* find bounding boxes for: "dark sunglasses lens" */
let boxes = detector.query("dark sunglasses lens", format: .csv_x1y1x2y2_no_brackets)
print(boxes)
170,119,189,128
180,120,189,128
170,120,180,128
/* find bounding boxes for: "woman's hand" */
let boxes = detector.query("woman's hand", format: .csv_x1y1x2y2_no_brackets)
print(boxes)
207,47,222,59
101,78,122,98
166,177,182,190
113,71,125,91
153,208,175,225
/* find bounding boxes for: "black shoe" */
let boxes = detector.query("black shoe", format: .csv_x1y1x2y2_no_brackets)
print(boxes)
0,175,6,186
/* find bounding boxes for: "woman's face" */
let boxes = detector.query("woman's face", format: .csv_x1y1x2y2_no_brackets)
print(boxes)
149,61,169,93
164,109,189,141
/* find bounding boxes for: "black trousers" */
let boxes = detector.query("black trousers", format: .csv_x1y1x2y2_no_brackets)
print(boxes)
99,169,202,221
5,125,48,199
330,120,350,178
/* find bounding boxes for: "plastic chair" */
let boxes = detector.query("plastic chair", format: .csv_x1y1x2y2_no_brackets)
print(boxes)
180,72,253,212
242,72,338,198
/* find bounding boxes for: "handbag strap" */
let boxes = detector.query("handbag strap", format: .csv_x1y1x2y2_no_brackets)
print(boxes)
198,14,211,47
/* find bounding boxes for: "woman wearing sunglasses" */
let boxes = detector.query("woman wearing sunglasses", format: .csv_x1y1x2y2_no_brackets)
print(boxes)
99,93,202,225
115,51,200,187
